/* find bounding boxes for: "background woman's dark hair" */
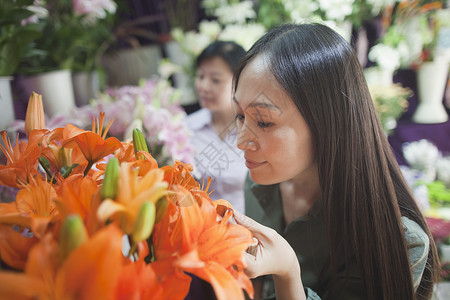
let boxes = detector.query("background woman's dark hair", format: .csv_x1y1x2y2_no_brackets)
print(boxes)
234,23,439,300
196,40,246,72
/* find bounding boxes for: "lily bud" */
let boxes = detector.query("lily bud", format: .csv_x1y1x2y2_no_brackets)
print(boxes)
132,128,149,160
59,214,88,263
132,202,156,242
25,92,45,137
101,157,120,200
155,197,168,224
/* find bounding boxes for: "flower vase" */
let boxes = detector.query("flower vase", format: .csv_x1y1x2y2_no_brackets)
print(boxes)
412,61,449,124
0,77,15,131
364,66,394,86
21,69,75,117
72,71,100,107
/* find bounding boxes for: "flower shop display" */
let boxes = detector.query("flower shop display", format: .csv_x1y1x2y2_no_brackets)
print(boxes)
0,92,254,299
16,0,117,115
368,1,450,124
368,83,411,134
0,0,44,130
11,78,195,168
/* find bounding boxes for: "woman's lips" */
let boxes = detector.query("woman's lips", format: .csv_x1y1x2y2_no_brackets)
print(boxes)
245,158,266,169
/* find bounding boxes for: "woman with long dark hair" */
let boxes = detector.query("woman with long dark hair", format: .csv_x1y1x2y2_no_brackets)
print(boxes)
232,23,439,299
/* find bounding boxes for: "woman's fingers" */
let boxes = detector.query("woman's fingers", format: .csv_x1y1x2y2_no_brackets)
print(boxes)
234,210,266,233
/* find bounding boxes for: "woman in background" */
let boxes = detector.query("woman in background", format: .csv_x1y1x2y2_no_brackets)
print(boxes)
232,23,440,299
187,41,247,213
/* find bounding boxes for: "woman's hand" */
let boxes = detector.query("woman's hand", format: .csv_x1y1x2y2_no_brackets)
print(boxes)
233,210,306,300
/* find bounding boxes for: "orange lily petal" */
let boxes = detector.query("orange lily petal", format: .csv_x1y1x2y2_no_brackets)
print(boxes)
55,225,123,300
0,272,46,299
0,225,38,270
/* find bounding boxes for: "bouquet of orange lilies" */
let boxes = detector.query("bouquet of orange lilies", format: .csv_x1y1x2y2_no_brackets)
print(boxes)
0,92,254,300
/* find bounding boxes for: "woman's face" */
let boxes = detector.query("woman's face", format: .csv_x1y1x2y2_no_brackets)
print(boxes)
234,56,317,185
195,57,234,113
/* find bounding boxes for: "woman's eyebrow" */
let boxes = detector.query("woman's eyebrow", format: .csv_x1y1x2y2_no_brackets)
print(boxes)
233,96,280,111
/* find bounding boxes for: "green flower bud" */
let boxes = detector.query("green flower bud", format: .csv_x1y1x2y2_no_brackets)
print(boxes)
132,128,149,160
101,157,120,200
132,202,156,242
59,214,88,263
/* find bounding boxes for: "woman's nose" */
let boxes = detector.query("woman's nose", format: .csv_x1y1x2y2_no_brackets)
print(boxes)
196,78,209,92
237,125,257,151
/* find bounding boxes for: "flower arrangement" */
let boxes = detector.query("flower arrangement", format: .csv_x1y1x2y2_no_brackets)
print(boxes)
401,139,450,218
369,0,450,70
11,77,194,167
161,0,265,80
368,83,411,134
280,0,396,30
0,0,44,76
0,92,254,299
17,0,117,75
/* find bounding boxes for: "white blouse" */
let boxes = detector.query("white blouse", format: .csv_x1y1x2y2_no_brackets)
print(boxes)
186,108,247,213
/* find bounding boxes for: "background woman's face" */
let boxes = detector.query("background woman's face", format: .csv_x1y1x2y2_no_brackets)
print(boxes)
195,57,234,113
234,56,317,185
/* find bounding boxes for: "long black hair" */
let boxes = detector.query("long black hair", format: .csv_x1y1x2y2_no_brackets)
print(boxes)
234,23,439,300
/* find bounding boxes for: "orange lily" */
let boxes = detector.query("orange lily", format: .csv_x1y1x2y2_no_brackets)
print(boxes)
63,112,123,176
153,186,254,300
24,92,45,138
56,174,101,235
115,242,191,300
95,142,159,180
0,131,41,188
161,160,200,191
97,162,168,235
0,177,59,239
0,225,38,270
0,224,123,300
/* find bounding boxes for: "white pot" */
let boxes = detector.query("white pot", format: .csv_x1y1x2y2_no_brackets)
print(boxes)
440,244,450,264
72,71,100,107
21,69,75,117
433,282,450,300
0,77,15,131
412,61,449,124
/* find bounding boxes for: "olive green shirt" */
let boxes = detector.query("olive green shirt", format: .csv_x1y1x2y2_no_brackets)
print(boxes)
244,175,429,299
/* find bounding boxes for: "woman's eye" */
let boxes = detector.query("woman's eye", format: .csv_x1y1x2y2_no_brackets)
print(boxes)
257,121,274,129
235,114,245,122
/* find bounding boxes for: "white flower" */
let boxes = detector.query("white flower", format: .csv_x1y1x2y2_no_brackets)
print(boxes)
436,156,450,185
199,21,221,40
367,0,396,16
182,31,213,56
214,0,256,25
282,0,318,21
368,44,401,71
73,0,117,24
218,23,266,50
318,0,353,22
21,0,48,25
403,139,440,172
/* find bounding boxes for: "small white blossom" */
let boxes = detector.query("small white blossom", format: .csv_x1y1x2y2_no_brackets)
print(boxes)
368,44,401,71
199,21,221,40
218,23,266,50
403,139,440,174
73,0,117,24
318,0,353,22
436,156,450,186
214,1,256,25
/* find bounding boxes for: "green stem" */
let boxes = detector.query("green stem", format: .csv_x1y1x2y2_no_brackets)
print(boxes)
83,161,94,177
